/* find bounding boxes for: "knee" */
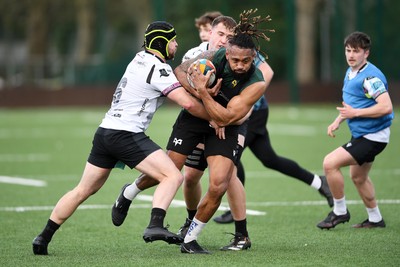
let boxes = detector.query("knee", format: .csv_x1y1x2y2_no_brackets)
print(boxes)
184,168,203,187
208,178,229,198
351,175,365,187
158,168,184,186
173,171,184,187
73,186,97,202
262,157,277,169
323,154,336,173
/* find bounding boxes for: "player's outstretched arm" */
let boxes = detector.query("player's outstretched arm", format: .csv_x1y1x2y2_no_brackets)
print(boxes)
167,87,211,121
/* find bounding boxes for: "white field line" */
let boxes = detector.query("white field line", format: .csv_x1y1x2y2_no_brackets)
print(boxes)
268,123,317,136
246,199,400,207
0,195,265,216
3,167,398,184
0,154,51,162
0,176,47,187
1,194,399,214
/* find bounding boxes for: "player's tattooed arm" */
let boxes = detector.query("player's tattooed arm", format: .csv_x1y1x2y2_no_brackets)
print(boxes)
174,50,218,98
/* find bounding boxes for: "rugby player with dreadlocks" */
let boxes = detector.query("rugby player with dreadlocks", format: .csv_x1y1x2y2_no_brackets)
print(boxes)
111,9,274,254
175,13,272,252
176,9,272,254
182,11,333,229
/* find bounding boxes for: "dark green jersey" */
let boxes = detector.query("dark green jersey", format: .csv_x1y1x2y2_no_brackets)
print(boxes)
211,47,264,107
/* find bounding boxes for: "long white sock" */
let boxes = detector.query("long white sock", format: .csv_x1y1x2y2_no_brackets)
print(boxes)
366,206,383,222
123,182,142,201
184,217,206,243
333,197,347,215
310,174,322,190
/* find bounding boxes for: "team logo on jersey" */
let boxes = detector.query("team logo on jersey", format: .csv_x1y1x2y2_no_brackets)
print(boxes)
173,138,183,146
232,80,238,87
346,142,352,148
159,69,169,77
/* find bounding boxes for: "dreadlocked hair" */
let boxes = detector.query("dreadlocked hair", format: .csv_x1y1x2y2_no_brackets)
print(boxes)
231,8,275,58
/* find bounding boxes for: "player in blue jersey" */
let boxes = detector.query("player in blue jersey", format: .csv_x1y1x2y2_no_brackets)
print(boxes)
317,31,393,230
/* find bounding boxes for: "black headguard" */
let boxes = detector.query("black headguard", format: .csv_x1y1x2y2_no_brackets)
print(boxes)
144,21,177,59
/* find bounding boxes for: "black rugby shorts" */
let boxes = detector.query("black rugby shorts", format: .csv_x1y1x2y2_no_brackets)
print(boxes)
88,127,160,169
342,136,387,165
166,111,210,155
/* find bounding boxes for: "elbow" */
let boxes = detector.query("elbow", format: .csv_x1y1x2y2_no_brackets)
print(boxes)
214,118,234,127
269,70,275,79
216,121,229,127
181,101,195,111
385,105,393,115
381,103,393,116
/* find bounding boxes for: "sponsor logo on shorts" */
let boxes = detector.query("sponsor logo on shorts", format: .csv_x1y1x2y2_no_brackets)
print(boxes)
173,138,183,146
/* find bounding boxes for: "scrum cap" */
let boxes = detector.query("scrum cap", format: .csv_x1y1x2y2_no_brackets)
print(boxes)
144,21,176,59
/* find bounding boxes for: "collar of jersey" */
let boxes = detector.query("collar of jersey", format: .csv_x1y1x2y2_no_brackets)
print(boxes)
145,50,165,63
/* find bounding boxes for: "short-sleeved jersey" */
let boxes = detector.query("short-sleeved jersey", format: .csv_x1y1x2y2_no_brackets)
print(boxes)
211,47,264,107
100,51,181,133
181,43,264,115
182,42,210,63
182,42,267,109
343,62,393,138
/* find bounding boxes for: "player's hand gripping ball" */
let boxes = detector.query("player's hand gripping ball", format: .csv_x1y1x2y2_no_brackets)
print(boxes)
187,59,216,88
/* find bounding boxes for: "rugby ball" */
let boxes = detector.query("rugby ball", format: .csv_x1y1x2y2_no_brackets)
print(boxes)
187,58,216,88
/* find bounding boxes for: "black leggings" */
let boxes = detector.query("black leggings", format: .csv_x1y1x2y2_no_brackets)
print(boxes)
236,108,314,186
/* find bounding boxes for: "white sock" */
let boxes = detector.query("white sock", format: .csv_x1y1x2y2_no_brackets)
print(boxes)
333,197,347,215
184,217,206,243
123,182,142,201
310,174,322,190
366,206,383,223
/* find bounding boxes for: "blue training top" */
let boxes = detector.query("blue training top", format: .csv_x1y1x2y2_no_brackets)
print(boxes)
253,53,268,111
342,62,393,138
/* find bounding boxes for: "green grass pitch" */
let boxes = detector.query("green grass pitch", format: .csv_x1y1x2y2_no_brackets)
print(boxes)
0,104,399,266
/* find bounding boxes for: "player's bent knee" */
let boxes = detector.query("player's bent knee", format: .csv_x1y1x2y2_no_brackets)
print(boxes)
322,155,336,172
167,170,184,186
208,180,229,197
72,187,96,202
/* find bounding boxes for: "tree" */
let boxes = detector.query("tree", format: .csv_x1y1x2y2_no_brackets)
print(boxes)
75,0,95,64
26,0,51,84
295,0,322,83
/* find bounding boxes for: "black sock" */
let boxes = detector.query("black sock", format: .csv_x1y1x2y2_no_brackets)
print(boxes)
40,219,60,242
235,219,248,237
187,209,197,220
147,208,166,228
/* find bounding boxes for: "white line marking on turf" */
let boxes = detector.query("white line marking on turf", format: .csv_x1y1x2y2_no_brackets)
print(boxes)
268,123,316,136
136,195,267,215
246,199,400,206
0,154,51,162
0,204,152,212
1,195,399,214
0,176,47,187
